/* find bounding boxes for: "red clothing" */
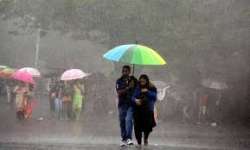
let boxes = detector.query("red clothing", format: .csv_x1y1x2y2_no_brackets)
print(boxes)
200,95,208,106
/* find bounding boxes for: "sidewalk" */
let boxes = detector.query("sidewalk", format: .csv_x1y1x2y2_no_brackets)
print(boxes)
0,97,250,149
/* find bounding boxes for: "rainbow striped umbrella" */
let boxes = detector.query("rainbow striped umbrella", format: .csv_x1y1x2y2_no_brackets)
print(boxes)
103,44,167,73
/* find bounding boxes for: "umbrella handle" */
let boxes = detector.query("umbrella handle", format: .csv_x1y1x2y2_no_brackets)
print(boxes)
132,64,135,75
132,41,138,75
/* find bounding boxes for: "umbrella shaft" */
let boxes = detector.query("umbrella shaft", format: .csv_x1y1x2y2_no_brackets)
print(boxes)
132,64,135,75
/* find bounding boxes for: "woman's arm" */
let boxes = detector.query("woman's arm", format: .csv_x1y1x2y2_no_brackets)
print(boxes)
132,87,140,104
147,87,157,102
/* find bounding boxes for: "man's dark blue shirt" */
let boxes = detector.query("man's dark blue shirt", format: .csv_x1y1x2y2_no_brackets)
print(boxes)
116,76,131,107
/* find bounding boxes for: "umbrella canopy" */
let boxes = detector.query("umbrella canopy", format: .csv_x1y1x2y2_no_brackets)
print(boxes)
0,68,15,78
61,69,90,81
0,65,8,70
103,44,167,65
12,70,35,84
18,67,41,77
201,78,228,90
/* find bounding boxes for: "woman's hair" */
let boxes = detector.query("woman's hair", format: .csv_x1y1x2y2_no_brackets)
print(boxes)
139,74,149,87
129,76,137,87
139,74,155,88
130,76,137,82
139,74,149,82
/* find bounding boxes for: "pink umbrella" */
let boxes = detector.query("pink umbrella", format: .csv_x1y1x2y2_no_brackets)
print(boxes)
61,69,90,81
12,70,35,84
18,67,41,77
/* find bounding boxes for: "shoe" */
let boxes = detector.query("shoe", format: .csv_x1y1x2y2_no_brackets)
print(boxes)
127,139,134,145
120,140,127,147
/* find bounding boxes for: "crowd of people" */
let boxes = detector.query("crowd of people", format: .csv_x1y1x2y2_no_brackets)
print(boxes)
0,64,226,148
48,79,85,121
0,65,158,147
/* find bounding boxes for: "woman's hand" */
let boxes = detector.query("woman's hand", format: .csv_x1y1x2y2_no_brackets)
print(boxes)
141,88,148,93
135,99,142,106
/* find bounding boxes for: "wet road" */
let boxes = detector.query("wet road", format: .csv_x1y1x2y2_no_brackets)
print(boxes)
0,96,250,150
0,143,217,150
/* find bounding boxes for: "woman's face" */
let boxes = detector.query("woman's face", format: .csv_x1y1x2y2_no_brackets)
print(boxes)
139,78,147,86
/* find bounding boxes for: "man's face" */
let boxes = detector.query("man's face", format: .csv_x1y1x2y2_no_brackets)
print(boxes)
122,68,130,77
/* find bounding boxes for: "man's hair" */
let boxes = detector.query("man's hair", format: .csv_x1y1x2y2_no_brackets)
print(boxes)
122,65,131,72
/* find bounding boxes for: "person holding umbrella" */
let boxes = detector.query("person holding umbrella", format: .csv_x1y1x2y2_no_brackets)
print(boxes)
60,69,89,120
132,74,157,147
62,81,73,120
72,80,85,121
116,65,137,146
12,70,35,120
13,81,30,120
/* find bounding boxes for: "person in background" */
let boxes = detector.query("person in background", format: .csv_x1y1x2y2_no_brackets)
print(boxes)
24,84,34,119
72,80,84,121
132,74,157,147
54,80,64,120
197,92,209,125
62,81,73,120
116,65,135,146
48,77,56,114
14,82,29,120
6,80,11,103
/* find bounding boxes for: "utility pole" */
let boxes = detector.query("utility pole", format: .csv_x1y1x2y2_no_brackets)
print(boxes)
34,27,41,68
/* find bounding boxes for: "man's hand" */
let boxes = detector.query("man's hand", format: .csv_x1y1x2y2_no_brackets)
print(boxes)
117,87,129,96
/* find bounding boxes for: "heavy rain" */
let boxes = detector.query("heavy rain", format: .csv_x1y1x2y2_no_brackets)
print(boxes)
0,0,250,149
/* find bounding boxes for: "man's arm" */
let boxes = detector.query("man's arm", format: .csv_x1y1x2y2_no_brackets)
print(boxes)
116,80,128,96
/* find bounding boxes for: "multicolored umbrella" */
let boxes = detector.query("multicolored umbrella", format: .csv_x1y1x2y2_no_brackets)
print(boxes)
103,44,167,73
18,67,41,77
0,65,8,70
0,68,15,78
12,70,35,84
103,44,166,65
61,69,90,81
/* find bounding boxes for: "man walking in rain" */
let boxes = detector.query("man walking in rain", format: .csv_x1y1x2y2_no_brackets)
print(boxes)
116,65,135,146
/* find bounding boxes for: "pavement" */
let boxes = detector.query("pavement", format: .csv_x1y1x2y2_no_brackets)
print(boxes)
0,95,250,150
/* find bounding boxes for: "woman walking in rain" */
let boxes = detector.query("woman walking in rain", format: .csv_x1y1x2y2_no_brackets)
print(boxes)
72,80,84,121
132,74,157,147
14,82,30,120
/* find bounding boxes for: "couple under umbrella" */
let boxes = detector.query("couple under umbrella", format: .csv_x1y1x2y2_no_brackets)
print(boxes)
103,43,167,147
